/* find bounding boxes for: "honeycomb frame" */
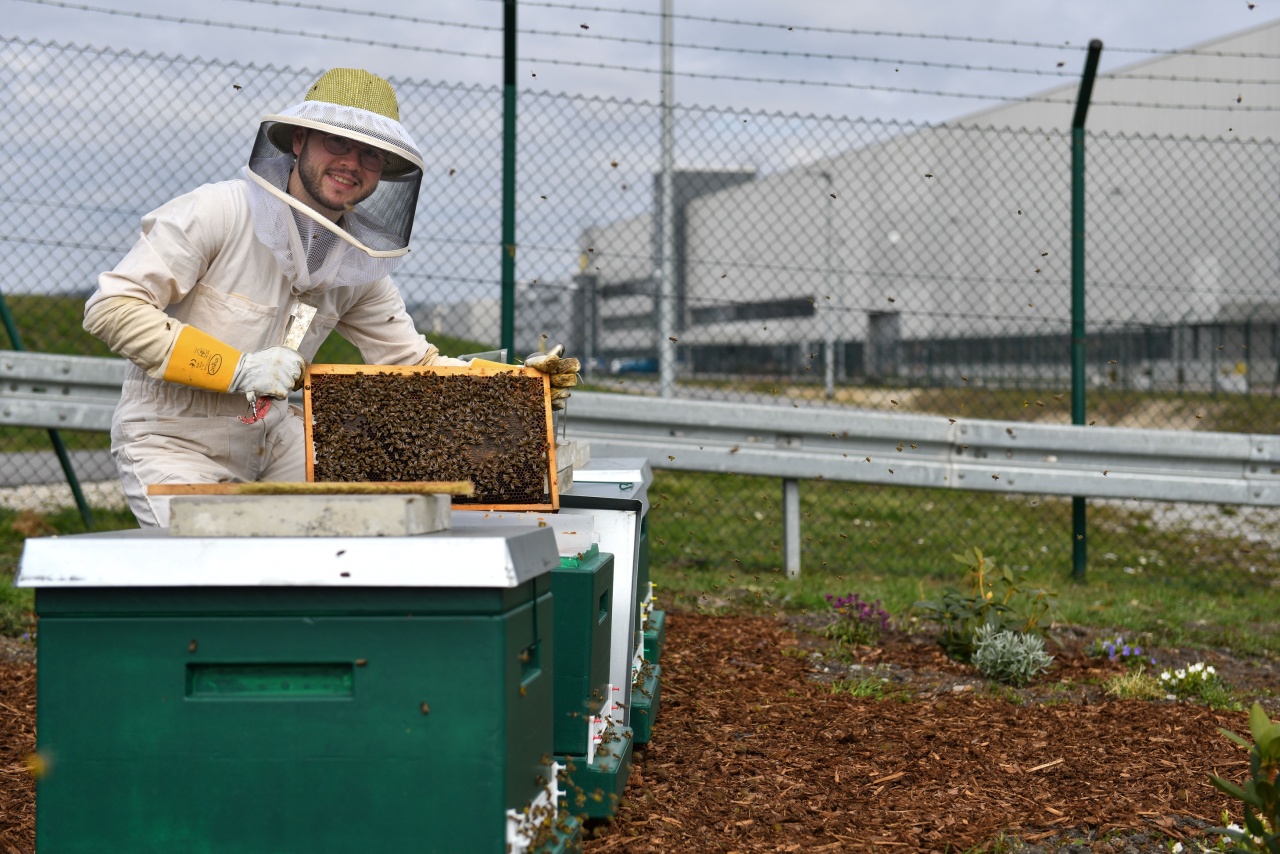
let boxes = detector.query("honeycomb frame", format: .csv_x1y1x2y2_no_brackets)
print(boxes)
304,364,559,511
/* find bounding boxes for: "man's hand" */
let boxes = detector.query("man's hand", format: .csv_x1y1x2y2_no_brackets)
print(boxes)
230,347,306,400
524,343,580,411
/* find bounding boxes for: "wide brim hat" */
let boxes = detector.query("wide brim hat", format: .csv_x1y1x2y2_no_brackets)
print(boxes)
264,68,423,179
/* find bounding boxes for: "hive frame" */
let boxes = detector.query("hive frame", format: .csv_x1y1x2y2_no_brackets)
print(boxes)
303,364,559,511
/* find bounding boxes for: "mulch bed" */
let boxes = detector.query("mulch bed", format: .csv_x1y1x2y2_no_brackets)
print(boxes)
583,614,1256,853
0,643,35,854
0,617,1265,853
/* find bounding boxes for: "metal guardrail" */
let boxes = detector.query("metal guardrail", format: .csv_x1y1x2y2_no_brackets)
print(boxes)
564,392,1280,506
6,351,1280,574
564,390,1280,575
0,350,125,432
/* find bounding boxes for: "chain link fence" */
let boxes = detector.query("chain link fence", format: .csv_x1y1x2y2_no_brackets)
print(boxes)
2,36,1277,575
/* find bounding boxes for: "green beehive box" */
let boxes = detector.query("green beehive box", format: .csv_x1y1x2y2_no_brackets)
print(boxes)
551,545,613,756
20,527,575,854
644,608,666,663
560,722,633,820
630,660,662,745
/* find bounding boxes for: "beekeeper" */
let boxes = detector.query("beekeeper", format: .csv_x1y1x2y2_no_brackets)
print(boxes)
84,68,577,527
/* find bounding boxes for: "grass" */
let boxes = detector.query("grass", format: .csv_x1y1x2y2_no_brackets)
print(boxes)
647,469,1280,659
0,506,140,635
829,675,911,702
1103,669,1167,701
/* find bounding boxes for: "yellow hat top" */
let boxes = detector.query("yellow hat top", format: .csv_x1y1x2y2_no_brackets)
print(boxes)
305,68,400,121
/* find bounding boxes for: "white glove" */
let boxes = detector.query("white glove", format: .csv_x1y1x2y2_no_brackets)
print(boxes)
524,343,580,411
229,347,306,400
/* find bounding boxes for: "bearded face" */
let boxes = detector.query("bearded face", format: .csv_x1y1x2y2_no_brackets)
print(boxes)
289,129,380,220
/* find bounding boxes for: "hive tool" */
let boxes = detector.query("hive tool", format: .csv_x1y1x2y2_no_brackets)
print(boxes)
241,299,317,425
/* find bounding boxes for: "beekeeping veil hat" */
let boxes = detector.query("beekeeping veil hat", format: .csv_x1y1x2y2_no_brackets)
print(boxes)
244,68,425,293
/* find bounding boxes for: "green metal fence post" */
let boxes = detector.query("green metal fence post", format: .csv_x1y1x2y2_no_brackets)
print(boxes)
501,0,517,362
0,287,95,529
1071,39,1103,582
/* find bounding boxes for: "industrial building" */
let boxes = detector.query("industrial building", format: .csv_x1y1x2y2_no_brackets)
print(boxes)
461,20,1280,391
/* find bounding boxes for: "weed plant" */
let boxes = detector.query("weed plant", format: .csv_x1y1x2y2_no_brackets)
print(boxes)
912,547,1056,662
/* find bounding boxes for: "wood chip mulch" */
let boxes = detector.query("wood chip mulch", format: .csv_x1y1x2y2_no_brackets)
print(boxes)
0,652,35,854
584,613,1252,853
0,617,1259,853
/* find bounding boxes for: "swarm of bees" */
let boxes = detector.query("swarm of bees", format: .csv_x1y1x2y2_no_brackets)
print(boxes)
309,371,551,505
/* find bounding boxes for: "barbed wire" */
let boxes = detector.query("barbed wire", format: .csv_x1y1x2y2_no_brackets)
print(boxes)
219,0,1280,86
10,0,1280,110
474,0,1280,60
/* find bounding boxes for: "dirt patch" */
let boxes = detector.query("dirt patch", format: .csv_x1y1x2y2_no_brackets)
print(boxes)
1,615,1273,853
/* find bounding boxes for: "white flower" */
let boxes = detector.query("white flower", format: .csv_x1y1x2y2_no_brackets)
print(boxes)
1206,665,1216,675
1175,669,1186,680
1171,842,1183,853
1160,671,1172,681
1189,662,1203,673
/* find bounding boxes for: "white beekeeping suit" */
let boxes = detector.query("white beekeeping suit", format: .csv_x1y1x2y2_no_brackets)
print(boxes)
83,69,457,526
83,68,579,527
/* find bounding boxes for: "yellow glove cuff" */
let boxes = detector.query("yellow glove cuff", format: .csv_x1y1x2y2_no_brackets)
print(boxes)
162,326,241,393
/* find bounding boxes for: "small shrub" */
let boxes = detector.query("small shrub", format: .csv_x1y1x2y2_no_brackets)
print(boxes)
1209,703,1280,852
913,547,1056,661
970,624,1054,686
824,593,890,648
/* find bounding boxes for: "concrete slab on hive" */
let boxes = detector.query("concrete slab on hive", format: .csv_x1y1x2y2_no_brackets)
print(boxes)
168,494,451,538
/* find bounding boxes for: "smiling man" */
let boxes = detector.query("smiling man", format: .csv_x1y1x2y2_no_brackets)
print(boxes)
82,68,577,526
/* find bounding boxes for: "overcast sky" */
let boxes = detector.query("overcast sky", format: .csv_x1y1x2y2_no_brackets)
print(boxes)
3,0,1279,123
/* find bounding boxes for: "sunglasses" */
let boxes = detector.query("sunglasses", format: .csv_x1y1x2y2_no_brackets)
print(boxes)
315,132,388,173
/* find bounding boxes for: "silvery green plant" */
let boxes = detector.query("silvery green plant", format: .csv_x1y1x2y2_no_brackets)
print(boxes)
971,623,1054,686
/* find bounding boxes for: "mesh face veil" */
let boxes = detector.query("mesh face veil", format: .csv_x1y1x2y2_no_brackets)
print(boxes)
245,70,425,294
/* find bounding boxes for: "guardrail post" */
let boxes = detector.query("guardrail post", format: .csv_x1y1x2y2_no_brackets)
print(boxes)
783,478,801,578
